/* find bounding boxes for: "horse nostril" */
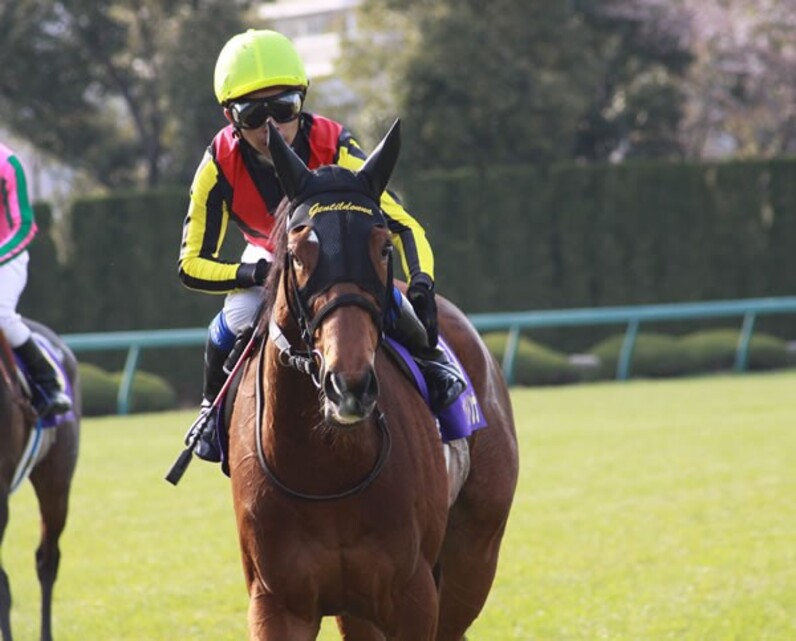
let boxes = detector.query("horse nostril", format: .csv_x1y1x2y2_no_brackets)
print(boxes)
361,367,379,405
323,369,378,407
323,371,345,404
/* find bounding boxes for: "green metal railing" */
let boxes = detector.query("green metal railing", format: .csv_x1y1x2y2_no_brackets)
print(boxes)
468,296,796,385
63,328,208,415
62,296,796,414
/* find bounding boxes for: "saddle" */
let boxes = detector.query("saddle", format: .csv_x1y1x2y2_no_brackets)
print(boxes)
1,332,71,493
381,336,486,441
12,333,77,429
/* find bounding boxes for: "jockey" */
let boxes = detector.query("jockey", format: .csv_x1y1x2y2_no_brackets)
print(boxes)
0,143,72,418
178,29,465,462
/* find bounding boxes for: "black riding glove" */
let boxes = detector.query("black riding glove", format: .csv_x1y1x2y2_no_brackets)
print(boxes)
407,274,439,348
235,258,269,288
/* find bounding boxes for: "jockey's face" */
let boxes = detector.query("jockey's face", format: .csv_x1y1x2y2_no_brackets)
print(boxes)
225,85,302,158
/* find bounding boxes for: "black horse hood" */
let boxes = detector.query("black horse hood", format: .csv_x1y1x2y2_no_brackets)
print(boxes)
291,188,388,302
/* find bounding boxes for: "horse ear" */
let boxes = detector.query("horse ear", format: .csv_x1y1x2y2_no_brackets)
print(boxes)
267,121,310,201
359,119,401,197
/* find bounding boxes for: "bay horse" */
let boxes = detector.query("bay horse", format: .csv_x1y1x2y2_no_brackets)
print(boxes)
227,121,519,640
0,320,80,641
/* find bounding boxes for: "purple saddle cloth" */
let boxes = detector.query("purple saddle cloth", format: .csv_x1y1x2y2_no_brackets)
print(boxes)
216,334,487,471
13,333,77,428
384,336,487,441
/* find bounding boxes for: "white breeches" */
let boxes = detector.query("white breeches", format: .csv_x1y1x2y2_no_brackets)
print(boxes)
222,244,273,334
0,250,32,346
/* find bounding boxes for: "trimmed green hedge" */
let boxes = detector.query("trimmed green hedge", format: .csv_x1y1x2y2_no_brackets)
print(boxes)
409,157,796,350
482,332,581,386
79,363,120,416
588,332,697,379
678,329,790,372
479,328,793,387
78,363,178,416
109,371,178,413
20,155,796,399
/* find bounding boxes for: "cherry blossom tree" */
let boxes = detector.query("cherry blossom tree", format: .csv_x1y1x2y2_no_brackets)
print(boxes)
681,0,796,158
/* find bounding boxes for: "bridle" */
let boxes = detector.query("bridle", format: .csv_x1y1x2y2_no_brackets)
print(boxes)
254,201,394,501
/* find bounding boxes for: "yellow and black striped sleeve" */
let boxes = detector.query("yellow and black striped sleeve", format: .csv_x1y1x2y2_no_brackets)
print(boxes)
336,134,435,283
178,150,240,293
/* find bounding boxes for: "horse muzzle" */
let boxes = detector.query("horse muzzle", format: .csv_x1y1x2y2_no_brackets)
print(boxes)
321,366,379,426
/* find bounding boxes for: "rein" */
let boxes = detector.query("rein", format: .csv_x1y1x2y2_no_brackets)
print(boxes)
254,323,392,501
252,255,393,501
248,189,395,500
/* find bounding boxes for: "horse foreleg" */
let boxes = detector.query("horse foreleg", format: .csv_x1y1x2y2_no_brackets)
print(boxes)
0,496,12,641
34,540,60,641
434,507,509,641
246,588,321,641
30,474,70,641
392,565,439,641
335,614,386,640
0,566,10,641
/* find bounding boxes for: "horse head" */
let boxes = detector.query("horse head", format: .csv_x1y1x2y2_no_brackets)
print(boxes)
268,120,401,426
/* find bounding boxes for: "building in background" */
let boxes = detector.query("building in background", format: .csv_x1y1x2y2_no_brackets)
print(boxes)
257,0,361,107
0,129,77,214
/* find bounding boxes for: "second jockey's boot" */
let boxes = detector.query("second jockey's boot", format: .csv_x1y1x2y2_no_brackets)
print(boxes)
192,337,231,462
13,337,72,418
389,293,466,414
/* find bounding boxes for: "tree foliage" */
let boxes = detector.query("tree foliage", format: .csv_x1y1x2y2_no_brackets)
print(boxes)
0,0,251,188
575,0,693,160
341,0,693,169
4,0,791,191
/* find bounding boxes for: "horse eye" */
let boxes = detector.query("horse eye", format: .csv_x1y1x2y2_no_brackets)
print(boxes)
290,252,303,269
381,244,393,259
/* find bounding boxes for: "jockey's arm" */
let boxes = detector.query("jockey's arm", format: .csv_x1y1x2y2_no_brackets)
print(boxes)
178,150,244,293
0,150,37,262
337,136,435,285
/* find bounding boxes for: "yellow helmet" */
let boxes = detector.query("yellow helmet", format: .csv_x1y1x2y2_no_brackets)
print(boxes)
213,29,309,104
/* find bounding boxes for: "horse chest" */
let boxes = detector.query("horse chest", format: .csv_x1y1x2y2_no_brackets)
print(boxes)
255,503,423,597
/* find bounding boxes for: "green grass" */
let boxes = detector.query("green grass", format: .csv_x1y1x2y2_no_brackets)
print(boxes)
4,372,795,640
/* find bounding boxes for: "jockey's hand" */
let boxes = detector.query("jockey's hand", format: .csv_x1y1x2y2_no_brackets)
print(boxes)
407,275,438,348
235,259,269,287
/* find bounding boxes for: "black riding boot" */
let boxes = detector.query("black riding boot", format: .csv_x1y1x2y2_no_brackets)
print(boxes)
13,337,72,418
389,294,466,414
192,338,232,462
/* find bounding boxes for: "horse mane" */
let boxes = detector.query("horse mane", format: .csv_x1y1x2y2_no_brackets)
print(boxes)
258,197,292,331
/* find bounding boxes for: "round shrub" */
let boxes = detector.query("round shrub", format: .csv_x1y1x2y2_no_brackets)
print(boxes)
109,370,178,413
588,332,696,379
679,329,790,372
78,362,119,416
482,332,581,386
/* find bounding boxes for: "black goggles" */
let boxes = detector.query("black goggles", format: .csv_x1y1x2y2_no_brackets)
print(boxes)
228,90,304,128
